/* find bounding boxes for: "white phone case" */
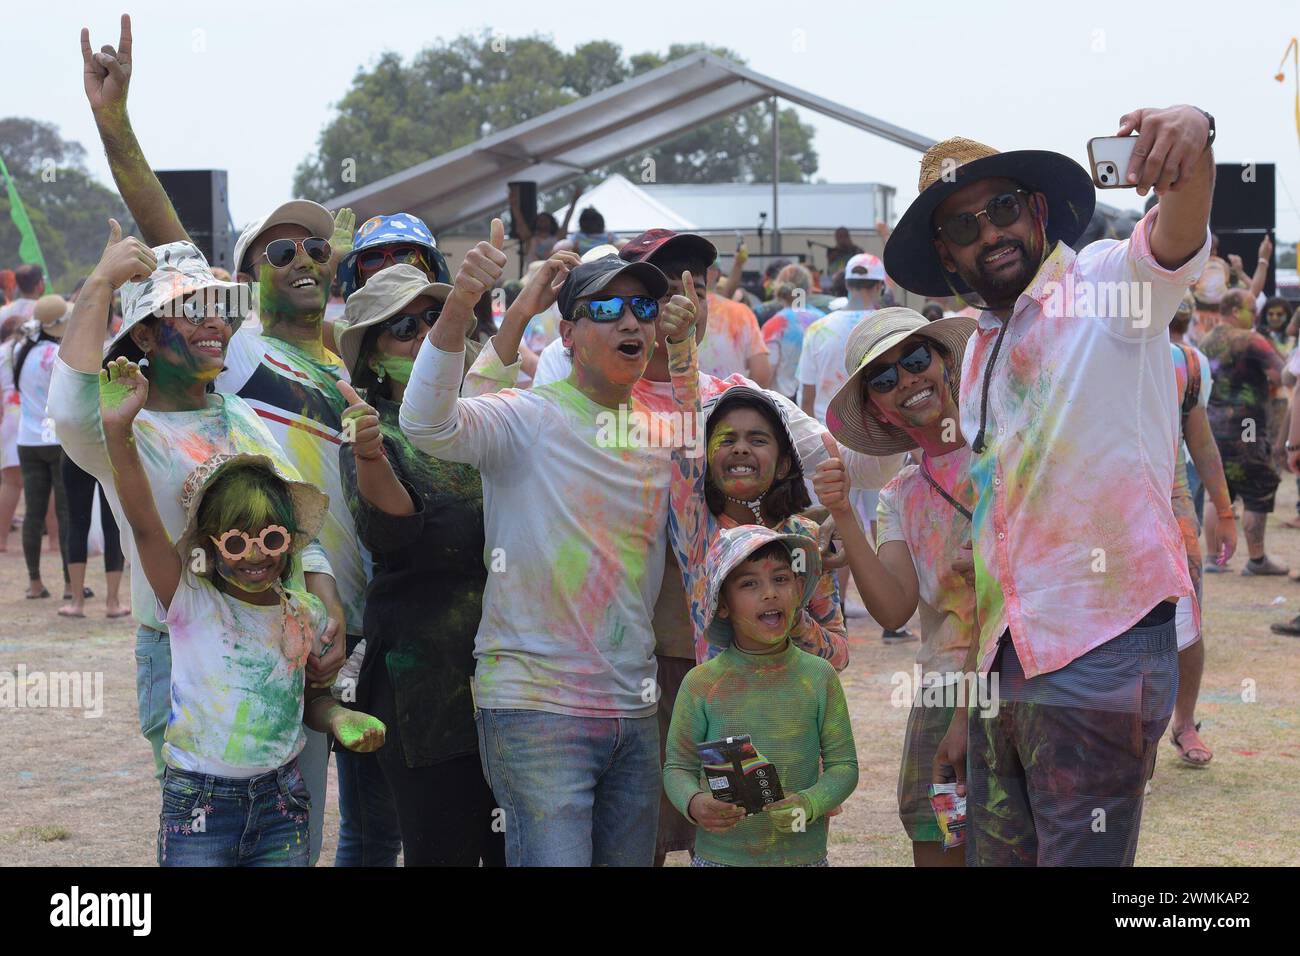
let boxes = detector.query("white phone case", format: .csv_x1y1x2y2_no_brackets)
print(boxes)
1086,136,1139,189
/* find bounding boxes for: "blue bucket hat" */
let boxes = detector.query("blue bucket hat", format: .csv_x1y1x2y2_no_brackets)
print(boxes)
338,213,450,299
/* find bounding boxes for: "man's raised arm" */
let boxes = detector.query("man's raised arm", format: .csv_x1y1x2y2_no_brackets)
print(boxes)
81,14,188,247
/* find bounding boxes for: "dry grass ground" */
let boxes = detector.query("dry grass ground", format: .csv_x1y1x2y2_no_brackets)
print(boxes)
2,483,1298,867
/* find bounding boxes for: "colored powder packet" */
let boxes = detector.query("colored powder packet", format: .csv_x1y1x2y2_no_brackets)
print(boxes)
697,734,784,815
928,783,967,850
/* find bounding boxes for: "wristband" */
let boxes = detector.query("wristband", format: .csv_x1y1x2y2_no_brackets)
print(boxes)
1215,508,1235,521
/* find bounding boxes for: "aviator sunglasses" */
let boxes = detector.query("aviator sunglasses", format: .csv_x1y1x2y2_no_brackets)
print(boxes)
211,525,292,563
380,307,441,341
864,341,934,394
258,237,333,269
936,190,1030,247
574,295,660,323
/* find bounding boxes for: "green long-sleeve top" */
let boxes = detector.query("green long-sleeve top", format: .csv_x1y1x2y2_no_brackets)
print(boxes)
663,640,859,866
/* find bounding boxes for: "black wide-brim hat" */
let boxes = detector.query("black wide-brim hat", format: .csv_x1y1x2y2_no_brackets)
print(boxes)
884,137,1096,298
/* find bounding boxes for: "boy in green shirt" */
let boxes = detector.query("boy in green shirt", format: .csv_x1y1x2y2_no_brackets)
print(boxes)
663,525,859,866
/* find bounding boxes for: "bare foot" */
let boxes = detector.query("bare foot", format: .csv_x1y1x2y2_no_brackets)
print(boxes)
105,603,131,619
58,603,86,619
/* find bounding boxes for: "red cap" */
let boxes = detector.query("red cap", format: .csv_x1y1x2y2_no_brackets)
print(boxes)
619,229,717,268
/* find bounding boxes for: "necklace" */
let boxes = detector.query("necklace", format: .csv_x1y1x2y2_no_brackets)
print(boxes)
725,491,766,523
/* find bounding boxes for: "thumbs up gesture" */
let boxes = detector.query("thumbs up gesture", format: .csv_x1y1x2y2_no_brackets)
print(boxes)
811,431,851,517
91,218,157,290
337,380,384,462
662,270,700,344
451,217,509,309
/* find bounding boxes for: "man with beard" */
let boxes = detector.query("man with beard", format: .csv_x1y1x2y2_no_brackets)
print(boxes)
883,106,1214,866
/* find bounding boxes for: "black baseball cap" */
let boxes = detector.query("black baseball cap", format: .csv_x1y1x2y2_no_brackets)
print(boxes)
557,255,669,321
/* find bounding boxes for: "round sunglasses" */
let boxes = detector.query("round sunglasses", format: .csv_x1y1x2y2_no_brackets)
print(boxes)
357,245,429,274
156,290,242,326
936,190,1029,247
211,525,292,563
259,237,332,269
379,308,441,341
864,341,934,393
574,295,660,323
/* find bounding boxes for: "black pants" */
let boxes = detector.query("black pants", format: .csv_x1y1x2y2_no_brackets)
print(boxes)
60,452,124,572
369,653,505,867
18,444,69,585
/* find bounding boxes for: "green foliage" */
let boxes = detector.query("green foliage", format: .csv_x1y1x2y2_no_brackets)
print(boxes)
293,34,818,209
0,117,133,291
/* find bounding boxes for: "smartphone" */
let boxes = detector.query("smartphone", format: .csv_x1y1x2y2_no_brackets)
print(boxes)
1086,135,1139,189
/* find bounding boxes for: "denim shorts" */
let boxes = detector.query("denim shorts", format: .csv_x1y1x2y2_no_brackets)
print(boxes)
158,758,311,867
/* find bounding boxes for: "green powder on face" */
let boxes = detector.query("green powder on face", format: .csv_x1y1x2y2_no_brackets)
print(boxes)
372,355,415,385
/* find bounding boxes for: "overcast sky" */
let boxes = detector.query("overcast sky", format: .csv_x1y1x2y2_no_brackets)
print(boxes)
11,1,1300,240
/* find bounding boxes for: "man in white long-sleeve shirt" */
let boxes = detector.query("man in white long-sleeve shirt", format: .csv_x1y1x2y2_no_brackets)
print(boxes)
400,232,692,867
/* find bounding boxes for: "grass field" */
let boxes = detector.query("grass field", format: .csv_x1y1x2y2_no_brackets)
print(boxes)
2,486,1298,867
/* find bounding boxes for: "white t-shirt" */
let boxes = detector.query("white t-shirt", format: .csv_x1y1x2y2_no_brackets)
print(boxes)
215,326,368,637
0,340,21,467
162,578,325,776
796,308,875,422
531,336,572,387
14,336,59,447
400,343,673,718
49,357,332,633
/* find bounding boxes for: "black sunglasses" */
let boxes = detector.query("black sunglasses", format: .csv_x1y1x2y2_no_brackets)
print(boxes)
380,308,440,341
936,190,1029,247
574,295,660,323
865,341,934,394
357,245,429,274
260,237,333,269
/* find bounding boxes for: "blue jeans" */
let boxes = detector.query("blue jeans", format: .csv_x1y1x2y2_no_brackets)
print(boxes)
158,759,311,866
334,633,402,867
475,707,660,867
135,624,330,865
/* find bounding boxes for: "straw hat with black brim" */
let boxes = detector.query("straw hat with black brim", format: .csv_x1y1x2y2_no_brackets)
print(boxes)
825,307,977,457
336,263,459,391
883,137,1096,298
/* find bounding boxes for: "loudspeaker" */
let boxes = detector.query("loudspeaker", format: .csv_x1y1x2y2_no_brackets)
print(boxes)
1211,162,1275,232
155,169,233,270
507,181,537,240
1215,229,1275,297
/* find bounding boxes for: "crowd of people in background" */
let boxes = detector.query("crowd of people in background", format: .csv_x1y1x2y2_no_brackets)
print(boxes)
6,14,1294,868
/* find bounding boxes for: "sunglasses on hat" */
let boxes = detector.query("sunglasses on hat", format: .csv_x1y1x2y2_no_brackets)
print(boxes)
357,245,429,274
864,341,934,393
574,295,660,323
259,237,332,269
211,525,291,563
936,190,1029,247
380,307,440,341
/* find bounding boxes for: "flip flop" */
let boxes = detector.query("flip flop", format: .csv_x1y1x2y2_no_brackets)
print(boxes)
25,588,50,599
57,608,86,619
1171,723,1212,768
106,609,132,619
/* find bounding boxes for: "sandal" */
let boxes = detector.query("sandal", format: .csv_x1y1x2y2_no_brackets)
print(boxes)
57,607,86,619
1171,723,1213,768
1270,615,1300,635
25,587,50,599
106,608,132,619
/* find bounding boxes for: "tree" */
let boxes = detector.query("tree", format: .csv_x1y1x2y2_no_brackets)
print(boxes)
294,34,818,212
0,117,133,290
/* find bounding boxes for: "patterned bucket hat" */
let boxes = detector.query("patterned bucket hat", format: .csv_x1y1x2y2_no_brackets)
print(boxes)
703,525,821,648
338,213,450,299
176,454,328,561
107,241,250,364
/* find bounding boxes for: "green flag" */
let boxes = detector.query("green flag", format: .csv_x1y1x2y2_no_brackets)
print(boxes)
0,153,48,277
